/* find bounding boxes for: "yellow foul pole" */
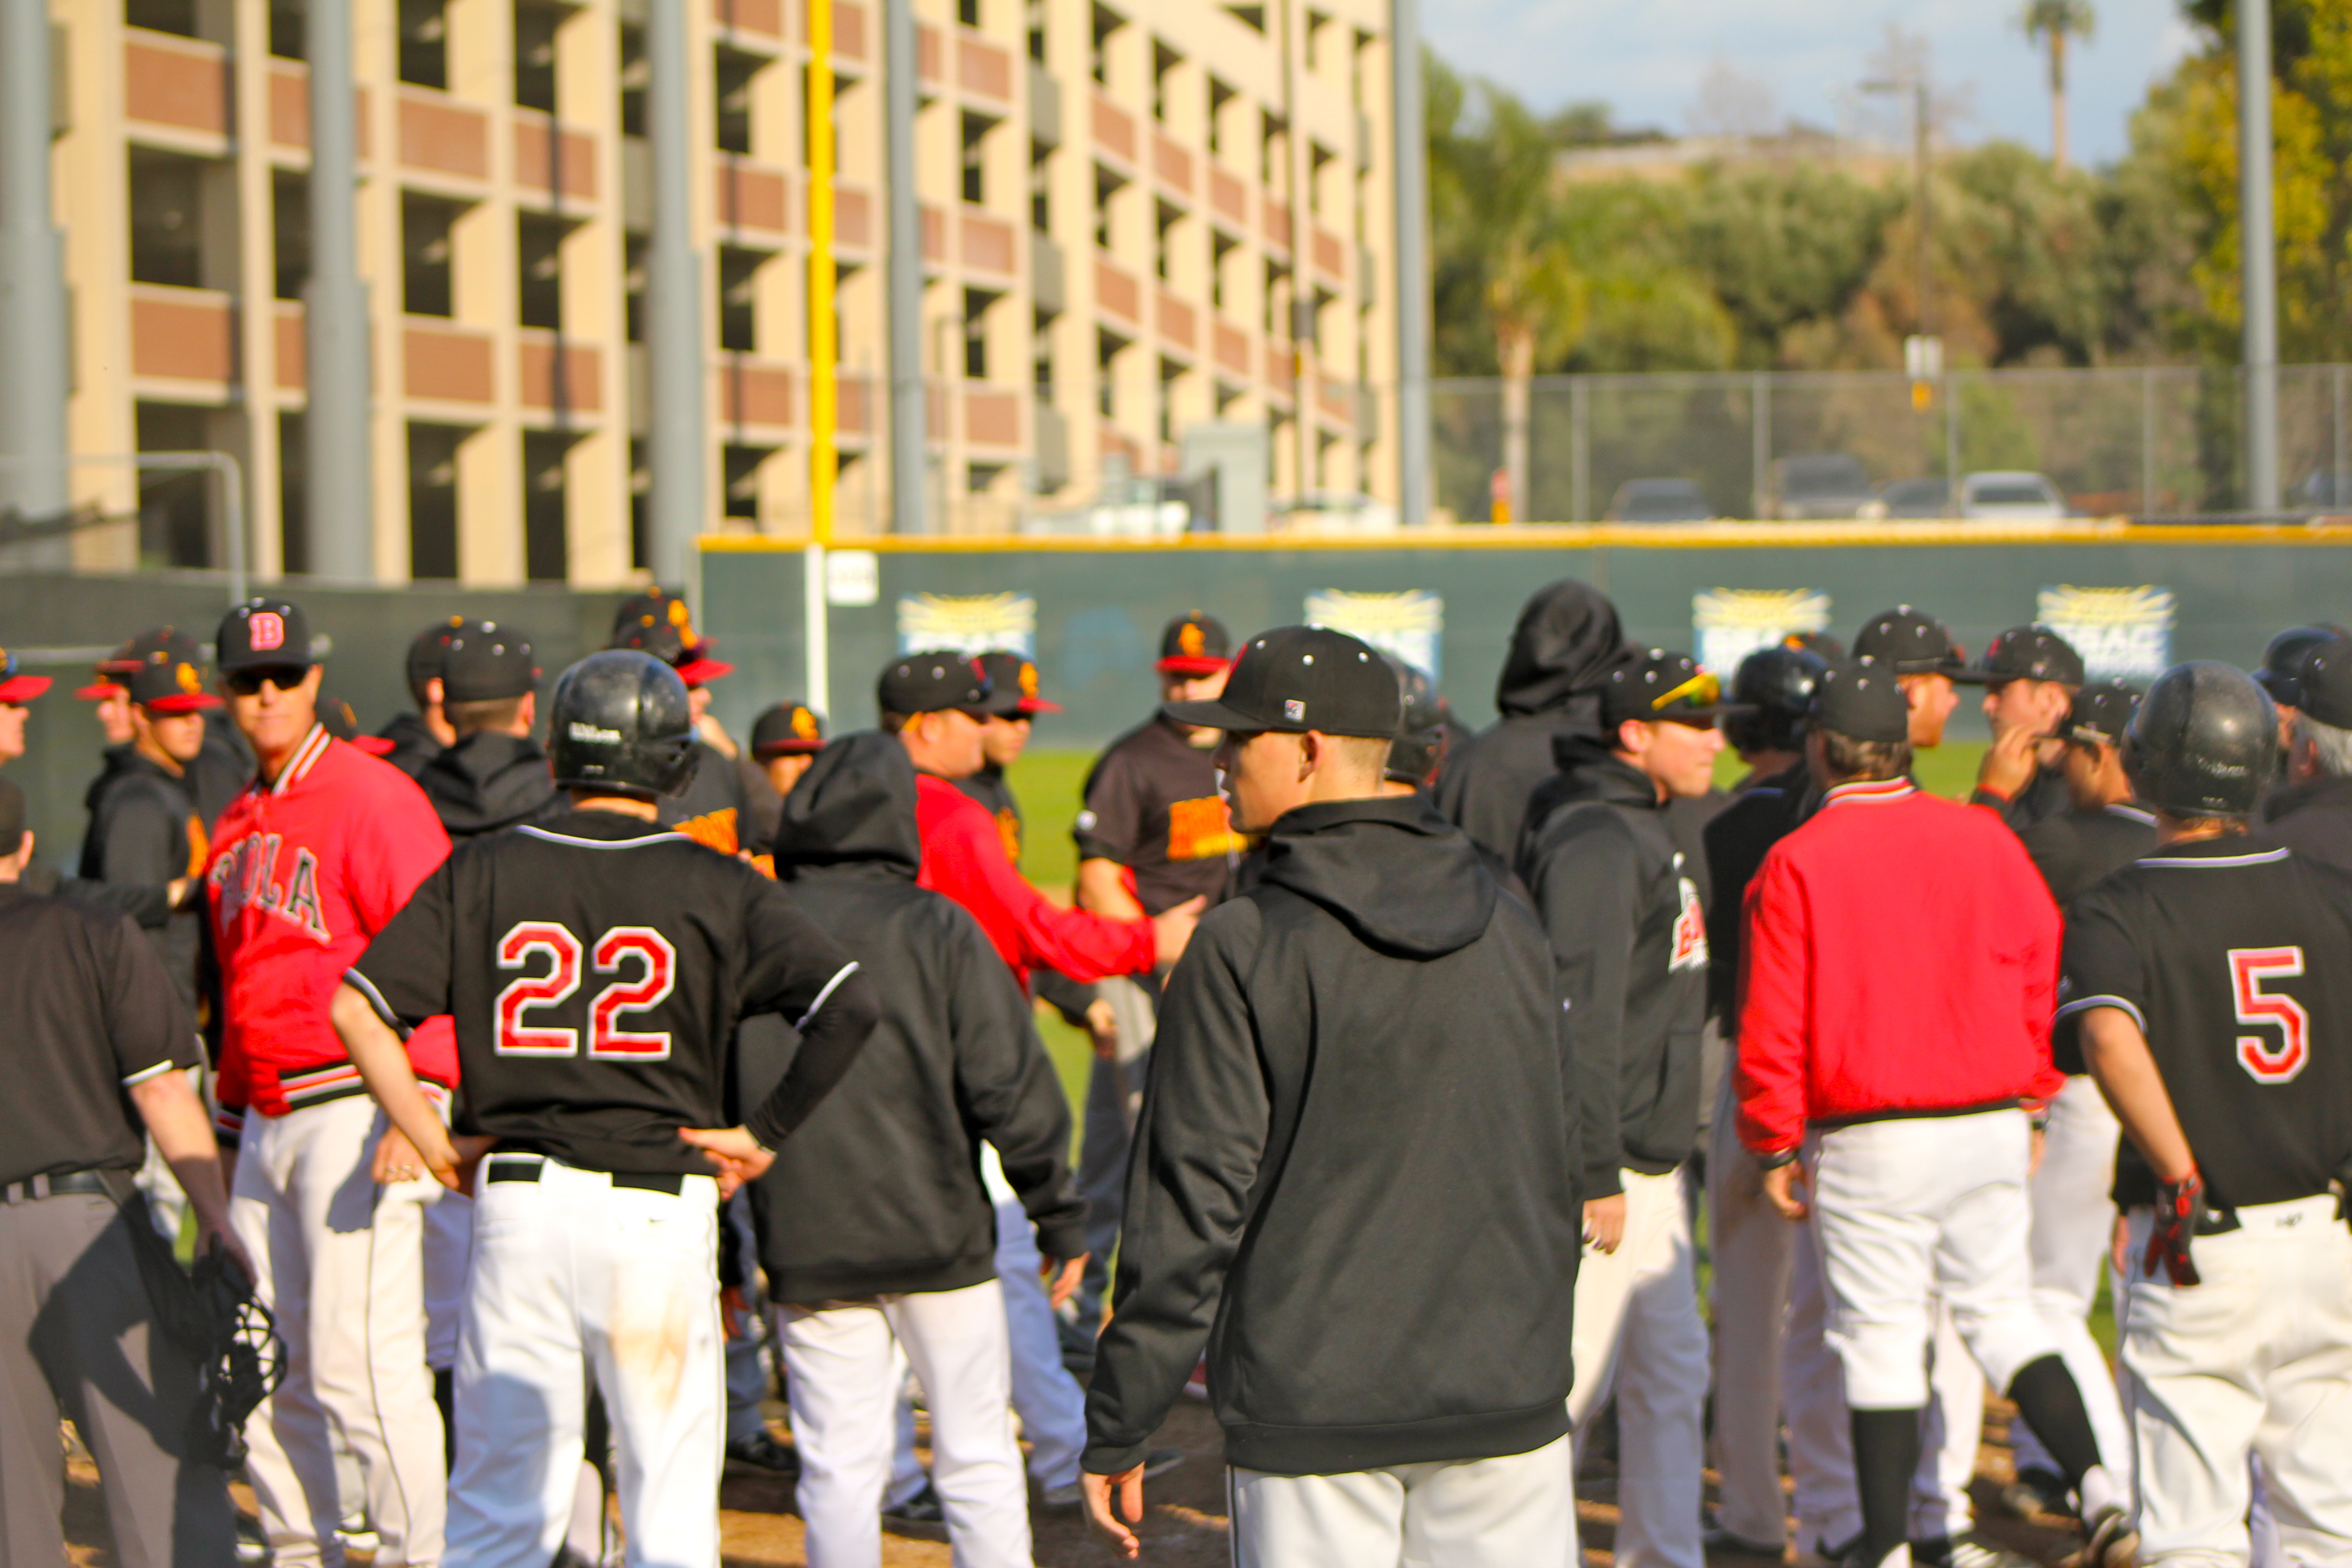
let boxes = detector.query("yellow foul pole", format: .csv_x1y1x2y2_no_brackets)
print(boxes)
805,0,836,710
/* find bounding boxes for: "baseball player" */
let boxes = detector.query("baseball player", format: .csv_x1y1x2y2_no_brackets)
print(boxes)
73,644,140,748
2249,624,2345,756
1983,681,2154,1517
610,588,778,855
332,649,881,1567
415,622,558,839
1085,627,1584,1567
1738,659,2130,1568
2059,662,2352,1568
0,647,48,771
1852,607,1980,750
2259,636,2352,868
377,618,468,779
748,700,827,799
1522,650,1730,1568
78,626,251,830
203,598,459,1568
753,730,1086,1567
1969,627,2087,830
958,649,1058,860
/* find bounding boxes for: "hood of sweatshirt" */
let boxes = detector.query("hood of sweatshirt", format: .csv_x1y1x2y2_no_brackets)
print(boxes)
1258,793,1496,958
770,730,921,878
1494,579,1627,718
84,744,177,812
1547,735,1663,810
418,731,558,836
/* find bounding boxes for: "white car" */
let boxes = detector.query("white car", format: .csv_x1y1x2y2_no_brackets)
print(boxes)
1960,471,2068,520
1273,491,1400,532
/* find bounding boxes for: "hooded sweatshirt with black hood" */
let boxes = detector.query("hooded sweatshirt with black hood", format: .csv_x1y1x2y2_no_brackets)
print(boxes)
417,730,564,839
748,730,1087,1303
1435,578,1629,859
1083,792,1582,1479
1519,738,1709,1200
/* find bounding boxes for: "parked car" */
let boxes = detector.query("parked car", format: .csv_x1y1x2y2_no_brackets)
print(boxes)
1959,470,2069,520
1605,478,1713,522
1866,476,1953,519
1765,452,1877,519
1273,490,1400,532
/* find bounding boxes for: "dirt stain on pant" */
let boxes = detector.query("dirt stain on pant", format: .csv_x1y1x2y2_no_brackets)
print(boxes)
608,1259,692,1413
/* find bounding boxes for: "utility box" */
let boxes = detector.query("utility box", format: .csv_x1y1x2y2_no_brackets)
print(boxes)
1180,422,1269,534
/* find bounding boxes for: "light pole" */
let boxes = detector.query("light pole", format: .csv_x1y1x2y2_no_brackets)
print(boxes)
0,0,72,566
2240,0,2280,511
1391,0,1429,526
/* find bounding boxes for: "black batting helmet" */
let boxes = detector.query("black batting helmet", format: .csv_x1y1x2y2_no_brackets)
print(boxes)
2123,661,2276,819
1382,654,1446,787
2252,625,2348,708
1724,644,1830,756
547,650,700,799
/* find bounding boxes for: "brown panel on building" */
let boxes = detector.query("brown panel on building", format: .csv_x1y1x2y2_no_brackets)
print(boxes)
1214,319,1250,376
1153,133,1191,195
960,212,1015,276
515,117,598,199
131,289,235,383
920,204,946,262
1210,167,1247,227
1313,225,1345,282
399,92,490,181
916,23,941,82
833,1,867,57
1099,425,1138,466
275,305,305,388
958,37,1012,102
835,185,873,249
519,338,603,411
1318,380,1353,425
1094,257,1139,323
1265,343,1294,390
837,375,869,433
713,0,784,38
270,64,307,146
719,164,790,233
1263,199,1291,252
720,362,795,426
1091,94,1135,165
965,387,1020,447
124,37,230,137
405,324,495,402
1155,289,1195,351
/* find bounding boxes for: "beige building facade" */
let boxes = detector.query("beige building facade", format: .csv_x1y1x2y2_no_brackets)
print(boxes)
49,0,1399,585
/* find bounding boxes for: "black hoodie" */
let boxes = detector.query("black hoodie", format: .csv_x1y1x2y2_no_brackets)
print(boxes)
2259,773,2352,872
417,730,564,839
78,745,204,1008
750,731,1087,1302
1434,579,1628,858
375,711,443,780
1519,740,1708,1198
1084,793,1581,1478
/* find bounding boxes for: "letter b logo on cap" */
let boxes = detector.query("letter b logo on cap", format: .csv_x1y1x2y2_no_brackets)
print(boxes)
249,612,286,652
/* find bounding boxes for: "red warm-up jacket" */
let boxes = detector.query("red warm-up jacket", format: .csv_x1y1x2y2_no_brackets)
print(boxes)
1735,778,2065,1158
913,773,1154,994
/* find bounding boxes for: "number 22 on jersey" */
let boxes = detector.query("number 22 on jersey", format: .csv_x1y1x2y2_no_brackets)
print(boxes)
496,921,679,1060
2230,946,2310,1083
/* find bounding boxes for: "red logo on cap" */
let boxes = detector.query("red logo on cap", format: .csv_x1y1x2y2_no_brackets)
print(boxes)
249,612,286,651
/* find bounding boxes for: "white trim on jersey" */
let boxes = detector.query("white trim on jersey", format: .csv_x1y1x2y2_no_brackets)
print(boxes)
513,825,691,849
121,1058,181,1087
796,962,862,1030
2053,994,2148,1032
271,725,333,795
2138,847,2290,869
2105,804,2158,826
1823,779,1916,808
345,966,414,1039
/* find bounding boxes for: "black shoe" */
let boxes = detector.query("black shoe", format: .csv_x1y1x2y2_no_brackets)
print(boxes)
2001,1466,2073,1520
234,1515,271,1566
1917,1534,2040,1568
882,1480,945,1526
2078,1504,2139,1568
724,1430,800,1478
1705,1524,1789,1558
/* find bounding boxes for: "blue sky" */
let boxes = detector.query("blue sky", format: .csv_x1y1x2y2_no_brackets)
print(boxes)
1427,0,2203,167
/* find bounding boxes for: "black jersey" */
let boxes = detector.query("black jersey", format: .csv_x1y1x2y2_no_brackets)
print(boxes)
2016,801,2159,908
1073,715,1241,915
348,808,878,1175
2057,836,2352,1210
1974,764,2071,831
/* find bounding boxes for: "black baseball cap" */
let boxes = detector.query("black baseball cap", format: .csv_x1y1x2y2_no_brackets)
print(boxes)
1157,611,1232,675
1602,649,1750,729
2254,625,2349,707
407,616,467,697
218,599,314,673
612,589,734,686
878,651,993,718
1785,630,1847,662
80,626,204,700
441,621,539,703
1979,625,2086,687
751,701,828,757
2062,681,2140,746
1162,625,1401,738
125,642,223,713
2297,639,2352,729
975,650,1062,717
1853,606,1979,682
1811,657,1911,743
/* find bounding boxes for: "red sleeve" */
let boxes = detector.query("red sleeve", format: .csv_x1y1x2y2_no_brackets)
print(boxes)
344,764,454,938
2013,845,2067,1101
212,1040,250,1146
1735,850,1811,1156
944,800,1156,981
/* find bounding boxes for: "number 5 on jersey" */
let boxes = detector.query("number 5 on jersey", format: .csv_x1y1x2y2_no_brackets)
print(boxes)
2230,946,2309,1083
497,921,678,1060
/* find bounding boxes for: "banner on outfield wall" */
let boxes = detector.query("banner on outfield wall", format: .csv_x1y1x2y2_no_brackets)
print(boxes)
1692,588,1833,673
2035,586,2175,682
1303,589,1445,680
895,592,1037,657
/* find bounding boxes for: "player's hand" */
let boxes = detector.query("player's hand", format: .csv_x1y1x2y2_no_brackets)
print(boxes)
1149,896,1207,970
374,1126,429,1185
722,1285,748,1340
1763,1160,1811,1221
2029,1123,2047,1176
1976,723,2043,803
679,1126,776,1196
1085,999,1120,1059
443,1135,498,1194
1083,1465,1146,1559
1042,1253,1087,1309
193,1212,257,1284
1583,1193,1627,1253
2146,1170,2205,1286
167,875,195,909
2111,1212,2132,1277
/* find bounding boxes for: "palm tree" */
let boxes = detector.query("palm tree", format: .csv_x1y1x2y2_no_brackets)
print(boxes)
2022,0,2096,172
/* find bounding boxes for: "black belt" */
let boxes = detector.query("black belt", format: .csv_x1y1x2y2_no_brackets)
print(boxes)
2,1171,114,1205
485,1157,685,1196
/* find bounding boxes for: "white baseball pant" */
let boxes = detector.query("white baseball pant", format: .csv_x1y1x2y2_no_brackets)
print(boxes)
231,1096,446,1568
444,1157,724,1568
1567,1166,1708,1568
1075,974,1155,1323
1227,1433,1578,1568
1707,1073,1797,1548
423,1191,470,1373
781,1279,1031,1568
1806,1109,2058,1408
2119,1196,2352,1568
2008,1075,2130,1485
1916,1303,1984,1540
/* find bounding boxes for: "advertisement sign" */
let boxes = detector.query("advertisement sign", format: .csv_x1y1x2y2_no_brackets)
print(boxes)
1692,588,1833,673
1303,589,1445,680
895,592,1037,657
2036,586,2175,682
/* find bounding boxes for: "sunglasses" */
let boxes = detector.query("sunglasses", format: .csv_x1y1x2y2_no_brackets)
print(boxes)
223,666,310,697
